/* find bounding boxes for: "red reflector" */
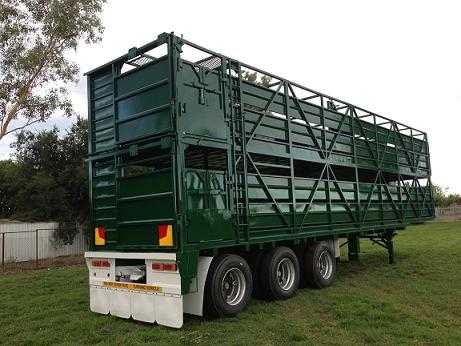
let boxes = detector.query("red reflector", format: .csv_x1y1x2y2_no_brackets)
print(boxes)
151,262,177,271
95,225,106,246
97,226,106,239
158,224,168,239
92,260,110,268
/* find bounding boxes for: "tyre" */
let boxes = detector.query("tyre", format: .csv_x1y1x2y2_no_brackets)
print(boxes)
204,254,253,317
304,242,337,288
260,247,300,300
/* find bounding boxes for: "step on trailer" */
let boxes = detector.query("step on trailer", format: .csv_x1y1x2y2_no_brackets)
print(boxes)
85,32,435,328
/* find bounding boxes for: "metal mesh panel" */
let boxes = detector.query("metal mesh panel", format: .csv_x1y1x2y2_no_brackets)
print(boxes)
128,54,156,67
196,56,221,70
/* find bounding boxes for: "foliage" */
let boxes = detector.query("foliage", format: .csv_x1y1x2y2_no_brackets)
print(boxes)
431,183,461,207
0,118,88,241
0,0,105,140
0,160,23,217
241,70,272,87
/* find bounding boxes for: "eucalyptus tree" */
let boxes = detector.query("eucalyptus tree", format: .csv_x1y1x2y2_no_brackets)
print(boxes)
0,0,105,141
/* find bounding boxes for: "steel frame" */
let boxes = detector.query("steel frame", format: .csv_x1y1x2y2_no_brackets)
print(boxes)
85,32,434,259
167,33,434,239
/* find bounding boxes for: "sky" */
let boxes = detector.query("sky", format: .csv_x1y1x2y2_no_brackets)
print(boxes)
1,0,460,192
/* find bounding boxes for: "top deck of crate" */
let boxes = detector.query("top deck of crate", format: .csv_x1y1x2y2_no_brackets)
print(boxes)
86,32,430,180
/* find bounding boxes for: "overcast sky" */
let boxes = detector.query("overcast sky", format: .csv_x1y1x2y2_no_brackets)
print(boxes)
1,0,459,192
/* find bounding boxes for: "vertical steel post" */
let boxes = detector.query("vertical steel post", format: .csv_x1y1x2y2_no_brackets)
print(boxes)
284,82,296,232
385,231,395,264
35,229,39,268
388,239,395,264
1,232,4,269
348,234,360,261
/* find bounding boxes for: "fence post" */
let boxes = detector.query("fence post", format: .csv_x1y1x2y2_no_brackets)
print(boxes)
35,229,39,268
1,232,4,270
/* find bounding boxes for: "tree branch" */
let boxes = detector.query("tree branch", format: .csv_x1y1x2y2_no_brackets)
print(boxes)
0,34,60,139
3,118,43,136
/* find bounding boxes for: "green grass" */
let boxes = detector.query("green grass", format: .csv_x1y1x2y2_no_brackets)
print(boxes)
1,221,460,345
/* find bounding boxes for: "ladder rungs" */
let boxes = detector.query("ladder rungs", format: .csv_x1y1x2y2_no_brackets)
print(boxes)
253,161,291,170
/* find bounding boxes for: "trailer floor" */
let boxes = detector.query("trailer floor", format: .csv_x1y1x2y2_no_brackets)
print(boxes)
1,221,460,345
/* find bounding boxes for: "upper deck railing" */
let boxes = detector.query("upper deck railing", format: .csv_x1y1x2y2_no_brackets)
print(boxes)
86,33,430,178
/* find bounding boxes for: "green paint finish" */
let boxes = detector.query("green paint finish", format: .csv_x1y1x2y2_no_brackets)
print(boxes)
86,33,435,294
185,170,233,242
116,59,171,143
178,63,227,140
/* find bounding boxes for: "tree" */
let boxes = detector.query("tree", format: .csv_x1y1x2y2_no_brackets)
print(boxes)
2,118,89,242
241,70,272,87
0,0,105,141
431,183,461,208
0,160,25,217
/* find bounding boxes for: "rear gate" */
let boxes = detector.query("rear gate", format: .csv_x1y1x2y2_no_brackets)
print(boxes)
112,48,176,249
115,149,176,249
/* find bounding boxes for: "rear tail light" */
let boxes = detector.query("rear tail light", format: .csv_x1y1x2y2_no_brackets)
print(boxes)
91,260,110,268
152,262,177,271
95,225,106,246
158,224,173,246
152,262,163,271
163,263,177,271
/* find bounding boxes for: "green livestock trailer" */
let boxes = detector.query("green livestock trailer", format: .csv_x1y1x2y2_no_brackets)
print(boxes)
84,32,435,328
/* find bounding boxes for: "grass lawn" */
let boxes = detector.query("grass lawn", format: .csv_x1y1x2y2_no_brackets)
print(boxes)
1,221,460,345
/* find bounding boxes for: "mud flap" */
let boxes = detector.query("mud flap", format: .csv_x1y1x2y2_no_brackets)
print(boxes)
86,252,184,328
183,256,213,316
88,284,183,328
130,291,184,328
89,285,109,315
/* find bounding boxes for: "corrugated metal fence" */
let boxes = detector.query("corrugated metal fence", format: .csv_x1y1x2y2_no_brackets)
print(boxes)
0,222,87,266
436,206,461,220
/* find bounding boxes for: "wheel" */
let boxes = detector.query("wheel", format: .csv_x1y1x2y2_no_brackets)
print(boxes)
304,242,337,288
260,247,300,300
204,254,253,317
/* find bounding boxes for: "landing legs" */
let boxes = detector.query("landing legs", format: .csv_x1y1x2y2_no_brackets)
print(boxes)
366,231,396,264
383,232,395,264
345,231,396,264
347,234,361,261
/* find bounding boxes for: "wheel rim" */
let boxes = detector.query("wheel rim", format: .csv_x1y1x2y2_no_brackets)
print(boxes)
317,250,333,280
221,267,246,306
276,258,296,291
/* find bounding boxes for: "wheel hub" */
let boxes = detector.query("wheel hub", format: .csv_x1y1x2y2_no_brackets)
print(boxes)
221,267,246,306
318,250,333,280
276,258,295,291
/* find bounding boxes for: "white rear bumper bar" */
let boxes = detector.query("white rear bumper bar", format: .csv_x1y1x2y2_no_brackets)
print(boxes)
84,252,212,329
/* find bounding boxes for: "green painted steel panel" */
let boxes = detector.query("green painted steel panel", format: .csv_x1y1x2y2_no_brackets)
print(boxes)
185,170,233,242
177,63,227,140
89,67,115,154
116,59,171,143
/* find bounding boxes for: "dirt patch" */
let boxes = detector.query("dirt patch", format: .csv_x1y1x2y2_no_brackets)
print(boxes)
1,255,84,274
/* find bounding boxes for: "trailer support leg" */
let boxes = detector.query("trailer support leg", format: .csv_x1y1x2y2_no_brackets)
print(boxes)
365,231,396,264
384,232,395,264
347,234,360,261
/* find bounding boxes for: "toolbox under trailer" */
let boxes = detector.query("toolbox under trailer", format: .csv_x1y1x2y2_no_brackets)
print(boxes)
85,33,434,328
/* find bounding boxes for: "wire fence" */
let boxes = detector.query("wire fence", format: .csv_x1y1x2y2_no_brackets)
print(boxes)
1,226,87,271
